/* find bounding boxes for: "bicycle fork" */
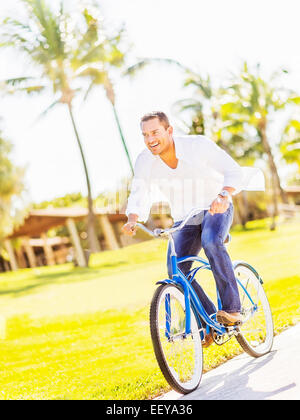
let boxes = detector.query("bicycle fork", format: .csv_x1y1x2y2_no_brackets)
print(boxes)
164,276,192,340
170,252,192,336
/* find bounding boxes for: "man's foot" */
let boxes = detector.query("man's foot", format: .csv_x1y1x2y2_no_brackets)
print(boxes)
216,310,242,325
201,332,214,348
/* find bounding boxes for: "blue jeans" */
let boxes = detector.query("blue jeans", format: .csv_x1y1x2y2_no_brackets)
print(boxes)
167,203,241,315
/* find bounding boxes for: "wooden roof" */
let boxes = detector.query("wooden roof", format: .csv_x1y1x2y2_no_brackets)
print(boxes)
28,237,70,247
285,186,300,193
8,207,126,239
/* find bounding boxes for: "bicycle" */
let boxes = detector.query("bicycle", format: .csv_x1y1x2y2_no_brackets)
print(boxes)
136,206,274,394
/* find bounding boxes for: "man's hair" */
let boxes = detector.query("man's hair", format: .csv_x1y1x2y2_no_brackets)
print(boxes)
140,111,170,130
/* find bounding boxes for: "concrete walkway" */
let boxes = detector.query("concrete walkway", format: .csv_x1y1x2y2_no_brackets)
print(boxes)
157,323,300,400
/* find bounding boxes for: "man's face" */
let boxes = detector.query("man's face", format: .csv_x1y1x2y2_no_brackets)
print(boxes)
141,118,173,155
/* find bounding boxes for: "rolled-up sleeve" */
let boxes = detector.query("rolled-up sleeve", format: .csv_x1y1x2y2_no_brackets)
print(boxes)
194,137,243,194
125,154,152,222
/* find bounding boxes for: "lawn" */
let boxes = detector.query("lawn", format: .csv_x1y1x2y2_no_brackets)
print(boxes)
0,216,299,399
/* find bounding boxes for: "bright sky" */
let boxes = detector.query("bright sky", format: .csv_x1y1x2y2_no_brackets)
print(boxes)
0,0,300,203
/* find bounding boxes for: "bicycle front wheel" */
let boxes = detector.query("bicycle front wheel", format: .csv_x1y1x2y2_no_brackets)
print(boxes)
150,284,203,394
234,263,274,358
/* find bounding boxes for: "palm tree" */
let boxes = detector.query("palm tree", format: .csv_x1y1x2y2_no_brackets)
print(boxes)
218,63,292,229
172,72,212,136
0,0,131,252
172,69,263,226
70,5,134,176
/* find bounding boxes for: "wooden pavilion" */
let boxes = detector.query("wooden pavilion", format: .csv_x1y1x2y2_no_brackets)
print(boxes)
3,207,127,271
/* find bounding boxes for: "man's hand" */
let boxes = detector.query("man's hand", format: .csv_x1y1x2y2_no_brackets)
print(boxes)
209,187,235,215
209,196,229,215
122,221,137,236
121,214,139,236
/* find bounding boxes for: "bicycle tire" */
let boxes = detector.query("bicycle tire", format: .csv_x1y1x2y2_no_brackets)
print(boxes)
150,283,203,394
234,262,274,358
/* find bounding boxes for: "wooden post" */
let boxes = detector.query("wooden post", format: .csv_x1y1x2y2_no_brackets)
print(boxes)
115,221,126,247
66,218,87,267
41,233,56,266
4,239,18,271
16,247,27,269
4,260,10,272
22,236,37,268
99,215,119,250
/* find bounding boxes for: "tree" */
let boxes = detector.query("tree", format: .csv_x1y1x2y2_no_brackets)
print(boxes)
172,68,264,226
0,126,24,241
69,6,134,175
0,0,132,252
217,63,293,229
172,71,213,136
280,117,300,173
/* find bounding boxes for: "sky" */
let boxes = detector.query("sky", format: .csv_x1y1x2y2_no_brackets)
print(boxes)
0,0,300,204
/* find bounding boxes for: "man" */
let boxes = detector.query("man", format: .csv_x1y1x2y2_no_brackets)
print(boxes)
122,111,264,347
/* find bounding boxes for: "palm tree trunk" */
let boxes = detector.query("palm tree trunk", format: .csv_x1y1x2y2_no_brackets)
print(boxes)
259,122,288,230
104,80,134,176
269,170,278,231
235,195,248,228
67,103,100,254
259,123,289,204
111,104,134,176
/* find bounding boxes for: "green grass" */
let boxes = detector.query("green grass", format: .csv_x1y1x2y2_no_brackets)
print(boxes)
0,216,299,399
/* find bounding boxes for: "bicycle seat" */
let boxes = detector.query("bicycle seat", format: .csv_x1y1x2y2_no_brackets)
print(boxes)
224,234,231,244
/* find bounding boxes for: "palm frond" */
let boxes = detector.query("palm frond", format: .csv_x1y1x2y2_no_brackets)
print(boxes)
0,77,46,96
124,57,187,77
4,77,36,86
33,99,60,124
18,85,46,94
288,96,300,105
173,98,203,113
83,81,94,101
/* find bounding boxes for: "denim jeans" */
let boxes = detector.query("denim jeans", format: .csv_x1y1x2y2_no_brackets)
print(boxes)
167,203,241,315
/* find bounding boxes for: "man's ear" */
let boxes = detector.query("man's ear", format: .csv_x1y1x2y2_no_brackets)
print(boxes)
167,125,173,136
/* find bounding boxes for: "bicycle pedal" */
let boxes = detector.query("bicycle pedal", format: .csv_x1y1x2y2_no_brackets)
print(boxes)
221,321,242,327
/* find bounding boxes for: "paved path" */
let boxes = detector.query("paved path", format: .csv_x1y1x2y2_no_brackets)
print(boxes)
157,323,300,400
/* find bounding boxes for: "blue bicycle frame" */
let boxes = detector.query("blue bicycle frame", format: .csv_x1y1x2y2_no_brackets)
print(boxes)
159,254,260,339
158,253,228,337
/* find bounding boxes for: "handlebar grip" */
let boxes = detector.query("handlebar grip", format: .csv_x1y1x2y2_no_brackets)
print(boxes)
153,228,164,237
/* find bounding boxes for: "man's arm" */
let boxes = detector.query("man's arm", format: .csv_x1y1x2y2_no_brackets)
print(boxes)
192,137,242,215
194,136,243,193
123,152,152,233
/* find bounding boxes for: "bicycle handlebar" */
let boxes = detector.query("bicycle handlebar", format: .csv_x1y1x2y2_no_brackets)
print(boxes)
136,206,210,238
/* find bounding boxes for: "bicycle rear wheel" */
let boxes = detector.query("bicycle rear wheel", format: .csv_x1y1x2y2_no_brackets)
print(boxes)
150,284,203,394
234,263,274,357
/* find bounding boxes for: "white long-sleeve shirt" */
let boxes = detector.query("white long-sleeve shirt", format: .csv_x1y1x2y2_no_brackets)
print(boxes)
126,135,265,222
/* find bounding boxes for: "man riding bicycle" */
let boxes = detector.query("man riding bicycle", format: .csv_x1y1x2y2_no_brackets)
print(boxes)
122,111,264,347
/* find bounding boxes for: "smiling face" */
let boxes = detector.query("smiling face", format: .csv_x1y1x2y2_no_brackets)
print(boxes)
141,117,173,156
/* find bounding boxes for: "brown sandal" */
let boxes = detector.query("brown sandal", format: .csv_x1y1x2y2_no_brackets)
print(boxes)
202,332,214,348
